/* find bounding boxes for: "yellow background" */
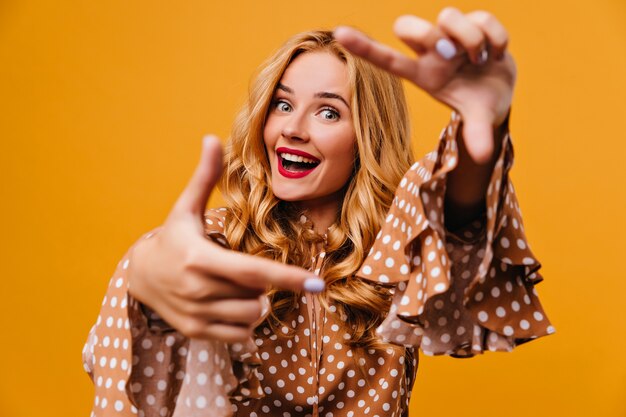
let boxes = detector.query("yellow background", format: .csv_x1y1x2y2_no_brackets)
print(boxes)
1,0,624,416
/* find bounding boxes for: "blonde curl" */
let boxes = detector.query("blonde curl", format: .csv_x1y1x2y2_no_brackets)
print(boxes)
219,30,414,353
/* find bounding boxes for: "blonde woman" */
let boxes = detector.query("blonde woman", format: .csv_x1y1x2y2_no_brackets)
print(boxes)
84,7,554,417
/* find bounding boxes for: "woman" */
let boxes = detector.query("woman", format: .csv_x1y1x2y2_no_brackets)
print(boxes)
83,7,554,417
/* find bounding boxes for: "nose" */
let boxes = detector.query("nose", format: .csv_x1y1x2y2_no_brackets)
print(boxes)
281,112,310,142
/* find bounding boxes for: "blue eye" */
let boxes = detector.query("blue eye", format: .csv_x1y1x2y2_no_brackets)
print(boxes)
275,100,292,112
320,108,340,120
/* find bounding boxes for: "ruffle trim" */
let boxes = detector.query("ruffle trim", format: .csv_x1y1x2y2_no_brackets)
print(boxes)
356,111,555,357
83,210,266,417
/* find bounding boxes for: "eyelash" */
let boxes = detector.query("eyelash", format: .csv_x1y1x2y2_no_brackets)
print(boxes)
320,106,340,120
273,99,341,121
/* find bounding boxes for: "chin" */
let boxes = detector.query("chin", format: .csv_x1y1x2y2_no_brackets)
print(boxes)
271,187,311,203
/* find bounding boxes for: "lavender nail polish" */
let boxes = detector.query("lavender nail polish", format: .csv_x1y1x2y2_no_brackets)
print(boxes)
304,277,325,293
477,47,489,65
435,38,457,60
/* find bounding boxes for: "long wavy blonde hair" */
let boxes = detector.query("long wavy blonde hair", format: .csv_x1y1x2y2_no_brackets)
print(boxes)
219,30,414,351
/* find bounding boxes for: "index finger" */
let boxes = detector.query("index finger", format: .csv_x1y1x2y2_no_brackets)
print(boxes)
196,244,325,293
333,26,418,81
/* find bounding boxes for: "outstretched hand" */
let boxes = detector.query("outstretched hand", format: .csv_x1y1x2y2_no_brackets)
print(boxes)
128,136,325,343
334,7,516,164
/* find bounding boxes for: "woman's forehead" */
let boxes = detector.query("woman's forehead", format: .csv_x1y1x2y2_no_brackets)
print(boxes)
278,51,351,100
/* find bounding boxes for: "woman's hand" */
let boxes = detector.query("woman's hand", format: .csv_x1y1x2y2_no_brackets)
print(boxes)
127,136,324,343
334,7,516,164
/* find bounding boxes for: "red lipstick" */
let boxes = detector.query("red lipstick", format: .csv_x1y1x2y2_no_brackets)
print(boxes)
276,147,321,179
276,147,320,161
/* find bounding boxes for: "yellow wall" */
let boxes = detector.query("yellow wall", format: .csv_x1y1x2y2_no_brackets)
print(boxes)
1,0,624,415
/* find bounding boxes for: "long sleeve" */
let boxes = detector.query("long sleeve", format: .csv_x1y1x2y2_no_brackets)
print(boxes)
356,111,555,357
82,209,264,417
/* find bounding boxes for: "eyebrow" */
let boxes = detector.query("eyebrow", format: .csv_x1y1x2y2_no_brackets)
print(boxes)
277,83,350,109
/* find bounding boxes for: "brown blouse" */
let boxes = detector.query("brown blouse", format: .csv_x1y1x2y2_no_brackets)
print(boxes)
83,112,555,416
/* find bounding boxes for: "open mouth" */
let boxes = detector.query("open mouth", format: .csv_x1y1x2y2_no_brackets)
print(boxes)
279,152,321,172
276,147,321,179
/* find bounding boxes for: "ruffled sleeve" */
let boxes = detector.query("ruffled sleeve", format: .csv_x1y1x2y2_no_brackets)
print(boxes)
356,111,555,357
82,208,264,417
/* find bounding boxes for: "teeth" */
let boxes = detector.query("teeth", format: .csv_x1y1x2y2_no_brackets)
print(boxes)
280,152,318,164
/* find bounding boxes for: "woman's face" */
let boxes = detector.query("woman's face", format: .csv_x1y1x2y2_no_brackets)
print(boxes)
264,51,356,207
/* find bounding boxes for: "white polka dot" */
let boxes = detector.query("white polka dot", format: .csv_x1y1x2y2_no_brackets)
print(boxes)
500,237,510,248
198,350,209,362
520,319,530,330
503,326,514,336
196,396,207,408
362,265,372,275
517,239,527,249
197,373,207,385
478,311,489,322
434,282,446,292
491,287,501,298
533,311,544,321
496,307,506,317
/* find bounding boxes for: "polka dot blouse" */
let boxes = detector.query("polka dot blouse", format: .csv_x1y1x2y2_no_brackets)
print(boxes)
83,112,555,416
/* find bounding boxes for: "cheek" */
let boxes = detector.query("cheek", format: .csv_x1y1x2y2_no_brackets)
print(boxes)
263,122,274,149
327,128,356,165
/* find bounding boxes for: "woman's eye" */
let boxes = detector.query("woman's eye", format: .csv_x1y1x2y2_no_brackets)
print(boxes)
275,100,292,112
320,108,340,120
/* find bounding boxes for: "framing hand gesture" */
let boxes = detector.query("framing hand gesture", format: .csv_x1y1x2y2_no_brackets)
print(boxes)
128,136,324,343
334,7,516,164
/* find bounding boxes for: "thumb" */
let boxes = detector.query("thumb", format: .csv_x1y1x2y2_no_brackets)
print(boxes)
460,113,495,165
171,135,223,219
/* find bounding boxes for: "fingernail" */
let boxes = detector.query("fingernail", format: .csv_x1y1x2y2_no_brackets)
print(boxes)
304,277,325,293
435,38,457,60
203,135,215,148
477,47,489,65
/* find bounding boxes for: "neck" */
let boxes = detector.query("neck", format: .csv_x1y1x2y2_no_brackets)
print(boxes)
293,190,343,235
